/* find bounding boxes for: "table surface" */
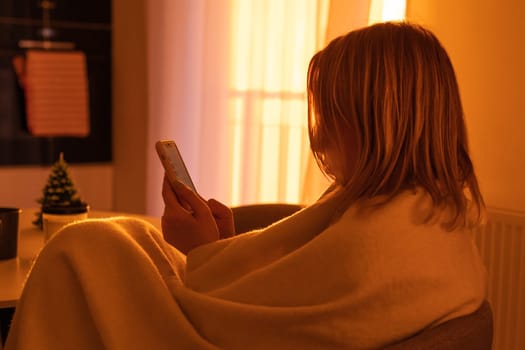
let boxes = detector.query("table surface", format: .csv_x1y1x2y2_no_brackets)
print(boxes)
0,208,161,309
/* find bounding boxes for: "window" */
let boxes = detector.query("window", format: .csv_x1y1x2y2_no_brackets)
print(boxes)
228,0,329,205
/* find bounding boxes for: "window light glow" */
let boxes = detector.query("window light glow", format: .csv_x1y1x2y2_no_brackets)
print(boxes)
227,0,405,205
369,0,406,24
228,0,328,205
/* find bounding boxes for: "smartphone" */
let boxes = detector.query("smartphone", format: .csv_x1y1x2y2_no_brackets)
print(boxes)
155,140,197,192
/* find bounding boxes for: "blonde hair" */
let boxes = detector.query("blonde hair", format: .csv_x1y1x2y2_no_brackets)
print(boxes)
307,22,484,229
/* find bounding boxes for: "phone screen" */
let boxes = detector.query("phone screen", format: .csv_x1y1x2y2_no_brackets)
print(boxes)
156,140,196,192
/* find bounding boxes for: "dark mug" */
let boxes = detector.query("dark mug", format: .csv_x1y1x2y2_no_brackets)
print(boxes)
0,207,20,260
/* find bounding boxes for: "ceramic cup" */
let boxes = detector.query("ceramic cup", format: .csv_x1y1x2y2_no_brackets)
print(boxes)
42,204,89,242
0,207,21,260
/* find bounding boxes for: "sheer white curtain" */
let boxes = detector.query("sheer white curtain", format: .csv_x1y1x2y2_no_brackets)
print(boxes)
145,0,329,215
228,0,329,205
145,0,232,216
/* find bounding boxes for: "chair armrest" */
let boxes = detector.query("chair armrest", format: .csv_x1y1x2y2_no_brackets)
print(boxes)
383,300,493,350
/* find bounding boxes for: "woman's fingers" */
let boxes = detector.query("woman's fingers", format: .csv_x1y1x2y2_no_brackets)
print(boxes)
162,176,189,215
208,198,235,238
161,175,219,253
168,178,210,217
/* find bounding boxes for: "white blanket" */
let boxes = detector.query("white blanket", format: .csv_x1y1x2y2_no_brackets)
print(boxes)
5,189,487,349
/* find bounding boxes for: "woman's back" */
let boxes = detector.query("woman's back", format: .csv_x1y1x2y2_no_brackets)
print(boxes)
183,188,486,349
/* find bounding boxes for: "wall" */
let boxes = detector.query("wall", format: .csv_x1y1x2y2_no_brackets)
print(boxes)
112,0,148,214
406,0,525,212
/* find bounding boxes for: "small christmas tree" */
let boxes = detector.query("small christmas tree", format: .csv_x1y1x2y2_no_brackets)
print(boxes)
33,153,86,229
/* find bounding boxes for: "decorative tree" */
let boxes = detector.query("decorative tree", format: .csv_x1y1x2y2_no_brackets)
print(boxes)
33,153,86,229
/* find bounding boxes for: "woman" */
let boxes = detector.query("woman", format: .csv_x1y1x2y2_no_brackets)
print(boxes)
6,22,487,350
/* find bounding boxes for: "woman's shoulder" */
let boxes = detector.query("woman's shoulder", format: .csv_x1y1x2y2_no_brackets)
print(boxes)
328,188,484,272
339,188,469,230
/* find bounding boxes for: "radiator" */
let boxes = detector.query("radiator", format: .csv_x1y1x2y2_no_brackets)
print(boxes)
474,208,525,350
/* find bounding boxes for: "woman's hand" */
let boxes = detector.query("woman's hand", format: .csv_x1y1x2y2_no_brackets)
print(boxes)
208,198,235,239
161,176,235,254
161,176,220,254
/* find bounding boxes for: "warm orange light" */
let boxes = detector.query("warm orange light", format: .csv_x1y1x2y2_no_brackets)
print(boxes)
369,0,406,24
228,0,407,205
228,0,328,205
